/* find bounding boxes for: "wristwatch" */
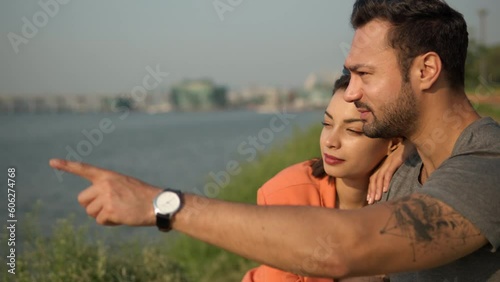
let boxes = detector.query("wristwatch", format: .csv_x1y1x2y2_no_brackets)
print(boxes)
153,188,184,232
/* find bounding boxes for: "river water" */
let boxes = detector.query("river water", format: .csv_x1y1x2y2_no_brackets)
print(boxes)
0,110,323,242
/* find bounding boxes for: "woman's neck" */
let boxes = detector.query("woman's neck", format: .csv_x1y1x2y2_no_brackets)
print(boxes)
334,177,369,210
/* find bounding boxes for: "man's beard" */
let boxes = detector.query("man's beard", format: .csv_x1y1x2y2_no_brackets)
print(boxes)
357,82,418,138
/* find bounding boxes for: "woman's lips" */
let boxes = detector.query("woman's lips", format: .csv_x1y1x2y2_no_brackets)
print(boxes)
323,154,345,165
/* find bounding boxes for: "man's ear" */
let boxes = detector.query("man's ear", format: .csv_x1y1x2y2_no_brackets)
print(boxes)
412,52,442,91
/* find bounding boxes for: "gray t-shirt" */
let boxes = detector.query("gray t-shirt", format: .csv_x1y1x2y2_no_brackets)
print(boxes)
382,117,500,282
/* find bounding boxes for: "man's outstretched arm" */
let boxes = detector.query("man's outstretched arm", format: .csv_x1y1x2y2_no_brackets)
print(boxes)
49,159,488,278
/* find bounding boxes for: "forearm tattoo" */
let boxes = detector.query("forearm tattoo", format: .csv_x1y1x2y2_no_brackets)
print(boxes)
380,194,482,261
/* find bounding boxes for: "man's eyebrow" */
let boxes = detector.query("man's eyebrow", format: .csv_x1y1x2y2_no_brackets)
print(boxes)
343,64,375,73
324,111,333,119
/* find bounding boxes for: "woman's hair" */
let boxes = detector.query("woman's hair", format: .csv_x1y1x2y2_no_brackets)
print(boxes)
332,73,351,95
309,74,350,180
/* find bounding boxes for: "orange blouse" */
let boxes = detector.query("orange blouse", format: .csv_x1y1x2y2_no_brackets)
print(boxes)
241,161,336,282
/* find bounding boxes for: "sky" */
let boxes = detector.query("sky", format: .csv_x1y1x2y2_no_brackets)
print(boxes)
1,0,499,96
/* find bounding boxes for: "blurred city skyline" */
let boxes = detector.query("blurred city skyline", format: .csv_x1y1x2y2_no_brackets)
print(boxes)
1,0,499,96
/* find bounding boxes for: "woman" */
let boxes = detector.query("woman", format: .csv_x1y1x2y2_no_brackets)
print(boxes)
242,74,405,282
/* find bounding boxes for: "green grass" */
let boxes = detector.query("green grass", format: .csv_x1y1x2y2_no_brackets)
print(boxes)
474,103,500,121
467,87,500,121
1,209,190,282
1,125,323,282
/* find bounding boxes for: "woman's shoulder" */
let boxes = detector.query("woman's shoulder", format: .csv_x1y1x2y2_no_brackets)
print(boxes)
258,160,329,205
272,160,315,181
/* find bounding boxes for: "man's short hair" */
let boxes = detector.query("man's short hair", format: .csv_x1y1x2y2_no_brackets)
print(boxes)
351,0,468,89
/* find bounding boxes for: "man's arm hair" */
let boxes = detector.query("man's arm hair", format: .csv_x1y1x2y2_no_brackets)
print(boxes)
173,193,487,278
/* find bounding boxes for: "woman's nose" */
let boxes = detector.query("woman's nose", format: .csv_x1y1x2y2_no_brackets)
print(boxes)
325,130,341,149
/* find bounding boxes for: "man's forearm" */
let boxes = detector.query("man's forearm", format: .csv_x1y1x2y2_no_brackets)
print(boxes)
173,193,352,278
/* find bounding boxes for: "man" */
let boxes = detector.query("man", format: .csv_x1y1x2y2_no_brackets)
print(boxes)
50,0,499,280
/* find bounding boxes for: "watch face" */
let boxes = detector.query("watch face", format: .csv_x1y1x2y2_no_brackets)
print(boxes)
155,191,181,214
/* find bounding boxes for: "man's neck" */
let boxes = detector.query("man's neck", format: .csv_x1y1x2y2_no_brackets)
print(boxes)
409,91,481,178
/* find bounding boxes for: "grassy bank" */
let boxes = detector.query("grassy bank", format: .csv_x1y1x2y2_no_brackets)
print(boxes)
1,212,190,282
468,90,500,121
1,124,322,282
475,103,500,121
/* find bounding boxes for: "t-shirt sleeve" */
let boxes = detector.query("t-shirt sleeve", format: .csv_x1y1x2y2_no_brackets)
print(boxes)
256,188,267,206
255,162,323,206
241,265,303,282
420,154,500,251
241,264,334,282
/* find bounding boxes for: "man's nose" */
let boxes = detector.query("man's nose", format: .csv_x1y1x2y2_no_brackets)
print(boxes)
343,80,362,103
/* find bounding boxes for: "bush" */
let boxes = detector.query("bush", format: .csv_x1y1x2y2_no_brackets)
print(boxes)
1,208,188,282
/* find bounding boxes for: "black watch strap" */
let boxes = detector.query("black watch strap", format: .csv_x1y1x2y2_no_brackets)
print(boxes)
156,213,172,232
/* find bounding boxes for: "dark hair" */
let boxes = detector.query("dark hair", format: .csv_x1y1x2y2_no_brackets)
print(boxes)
351,0,468,89
332,73,351,95
310,74,351,180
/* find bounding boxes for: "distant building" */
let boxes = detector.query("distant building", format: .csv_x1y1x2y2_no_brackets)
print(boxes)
53,96,69,113
13,97,31,112
0,97,13,113
294,72,338,109
171,79,227,111
227,85,288,112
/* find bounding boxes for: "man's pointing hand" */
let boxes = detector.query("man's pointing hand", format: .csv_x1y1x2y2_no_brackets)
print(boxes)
49,159,162,226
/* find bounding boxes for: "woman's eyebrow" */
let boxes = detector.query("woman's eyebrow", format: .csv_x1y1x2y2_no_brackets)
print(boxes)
324,111,333,119
343,118,364,124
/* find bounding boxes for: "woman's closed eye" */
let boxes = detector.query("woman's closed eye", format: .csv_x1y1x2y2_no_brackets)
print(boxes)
347,128,364,135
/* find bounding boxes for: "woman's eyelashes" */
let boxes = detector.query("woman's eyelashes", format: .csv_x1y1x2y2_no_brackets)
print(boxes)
322,121,364,136
347,129,364,136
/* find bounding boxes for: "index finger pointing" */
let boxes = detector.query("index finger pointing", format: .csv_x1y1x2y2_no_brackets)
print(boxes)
49,159,111,182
